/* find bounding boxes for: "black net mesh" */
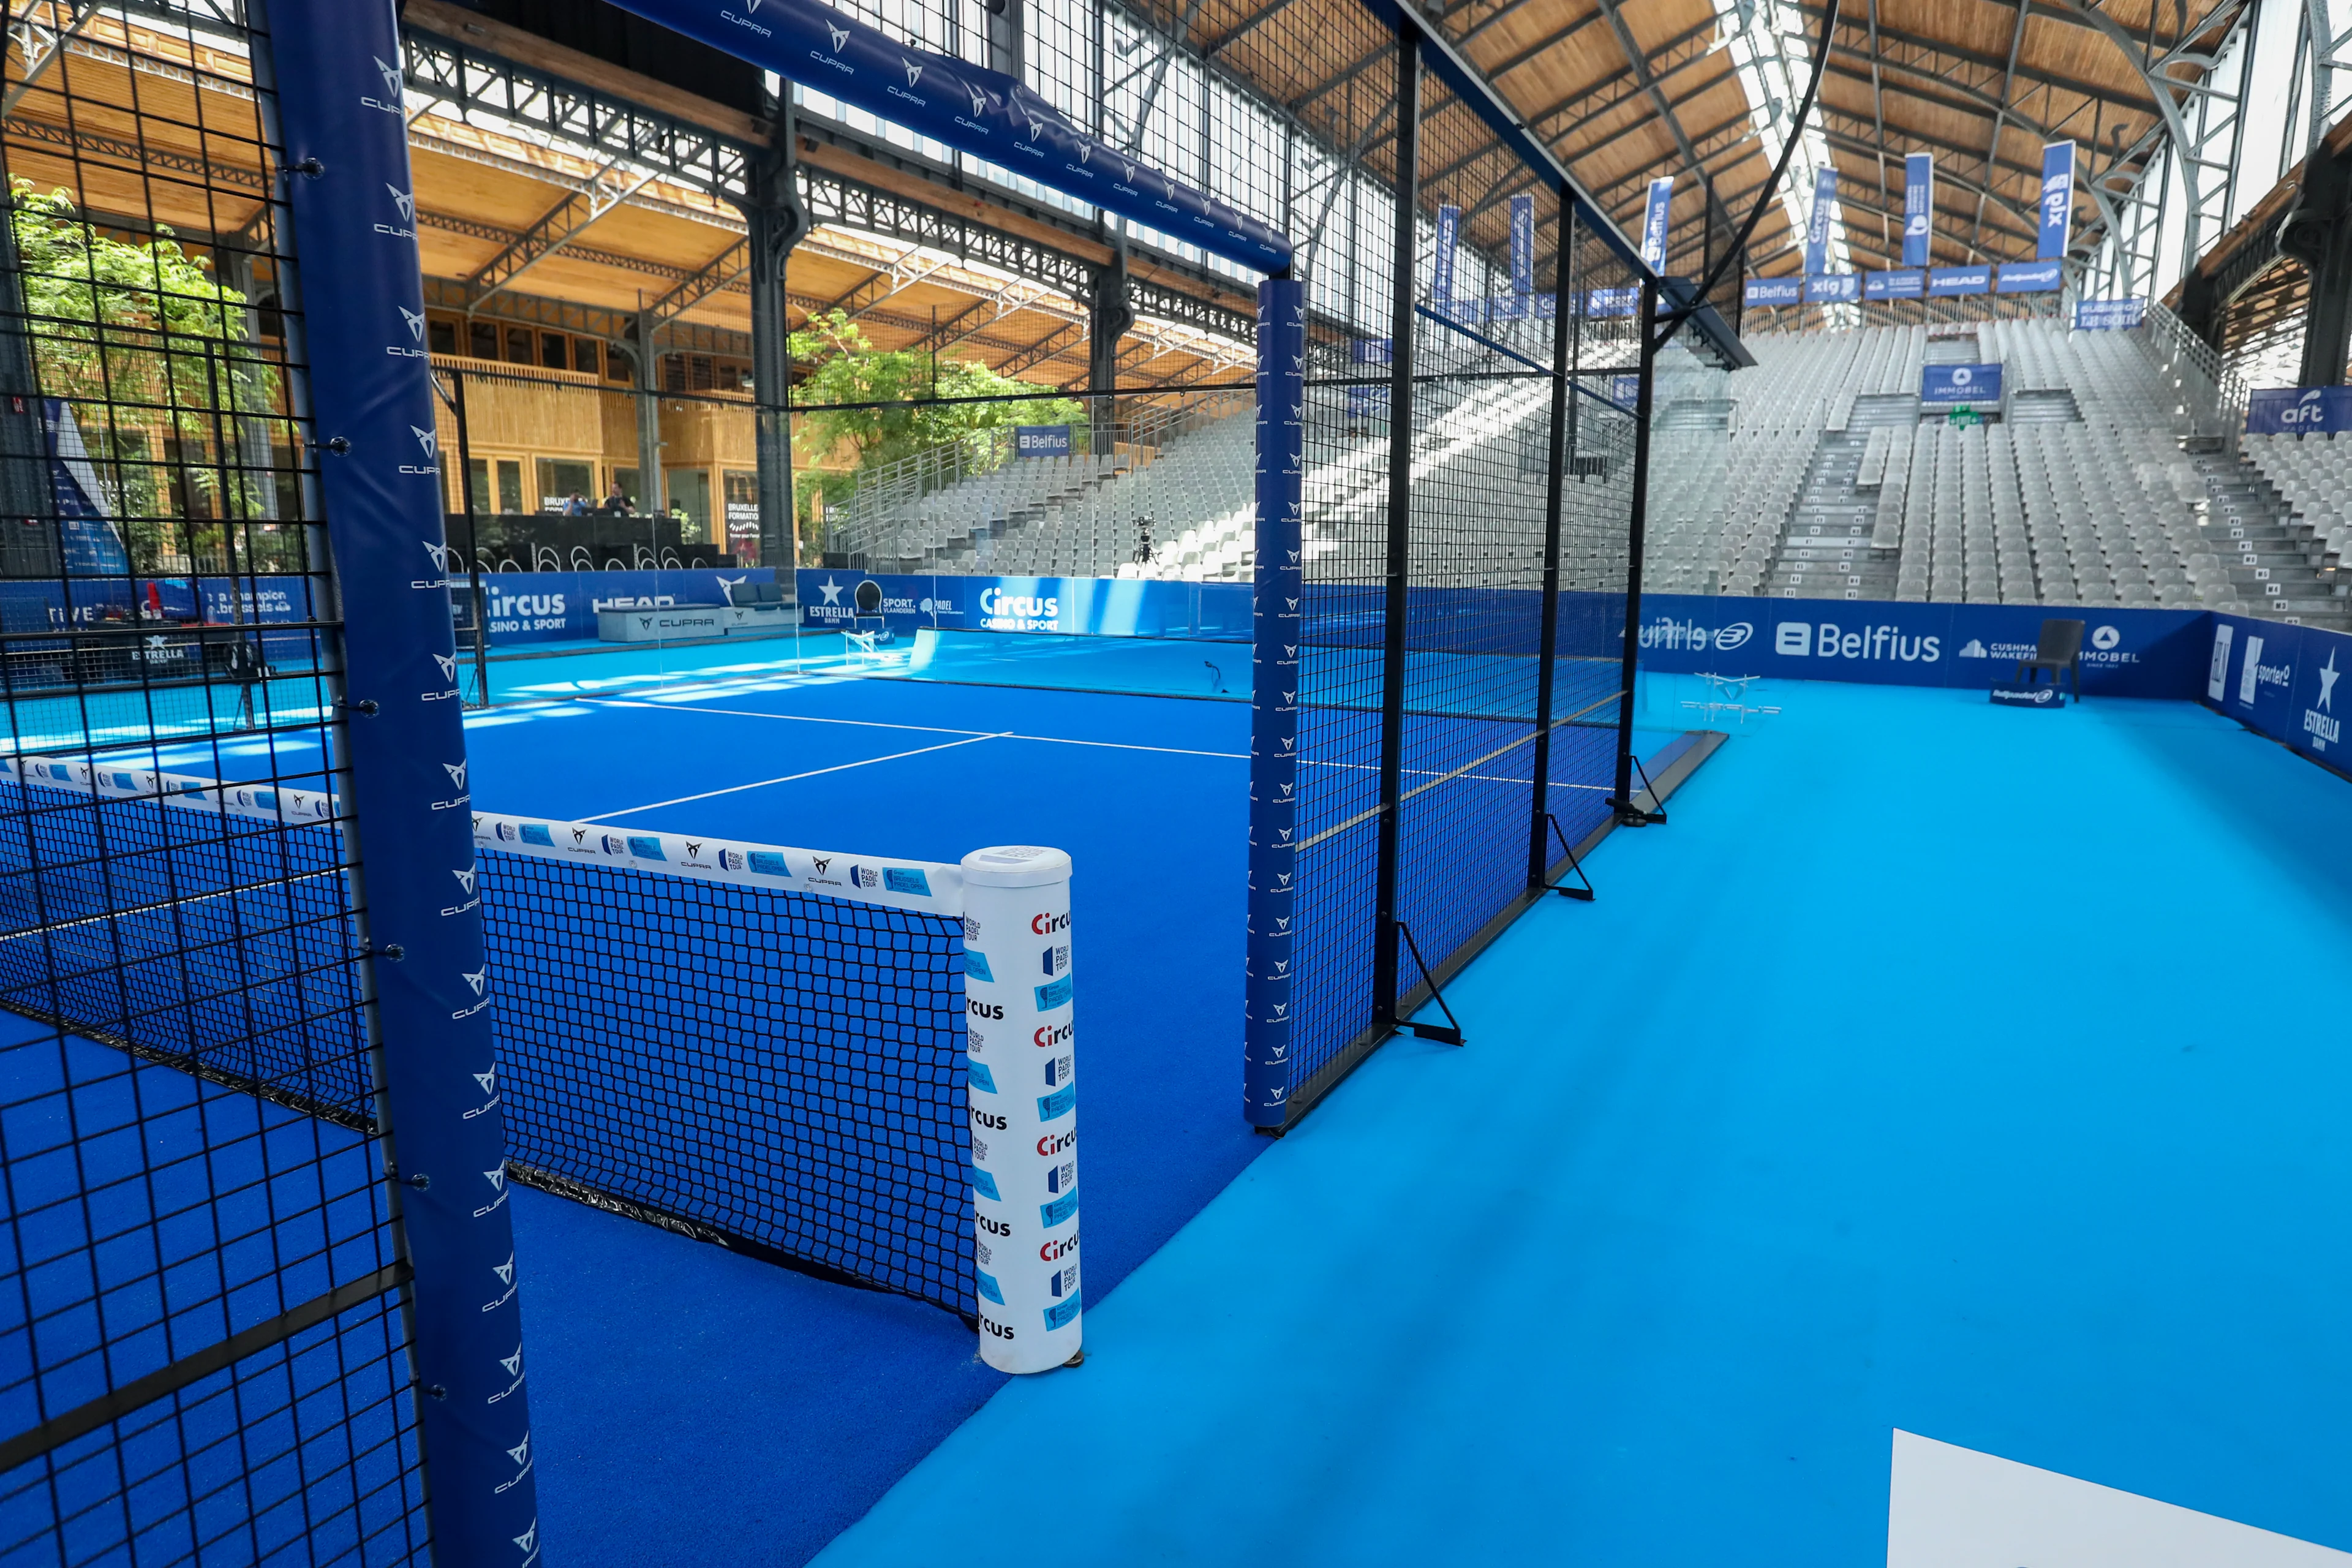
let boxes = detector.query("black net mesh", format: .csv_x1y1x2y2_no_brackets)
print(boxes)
477,849,974,1314
0,3,429,1561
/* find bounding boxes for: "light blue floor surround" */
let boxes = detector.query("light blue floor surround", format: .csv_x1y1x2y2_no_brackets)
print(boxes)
812,679,2352,1567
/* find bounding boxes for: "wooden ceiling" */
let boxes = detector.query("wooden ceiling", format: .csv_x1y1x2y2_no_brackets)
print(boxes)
1159,0,2230,284
0,6,1249,391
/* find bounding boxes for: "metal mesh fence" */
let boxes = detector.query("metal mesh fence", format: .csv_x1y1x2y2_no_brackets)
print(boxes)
1243,13,1654,1127
0,4,428,1561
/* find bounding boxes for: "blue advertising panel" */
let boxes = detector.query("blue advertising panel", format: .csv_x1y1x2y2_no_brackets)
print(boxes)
1805,273,1860,303
1997,259,2064,294
2075,297,2147,330
1642,178,1673,271
271,0,540,1556
1866,269,1926,300
2207,614,2305,739
1921,363,2003,404
2040,140,2076,259
1743,277,1804,307
1586,287,1641,317
1245,277,1305,1128
1805,165,1838,276
1928,265,1991,296
2288,626,2348,766
1015,423,1072,457
1432,204,1459,304
43,399,131,575
1634,595,2207,696
796,570,1253,641
477,567,777,644
599,0,1289,274
2246,386,2352,434
1903,152,1934,266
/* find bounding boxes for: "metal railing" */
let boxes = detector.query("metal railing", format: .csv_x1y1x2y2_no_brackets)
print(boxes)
2138,296,2250,451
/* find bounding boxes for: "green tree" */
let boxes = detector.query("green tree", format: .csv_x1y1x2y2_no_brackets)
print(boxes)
788,307,1085,528
7,179,281,562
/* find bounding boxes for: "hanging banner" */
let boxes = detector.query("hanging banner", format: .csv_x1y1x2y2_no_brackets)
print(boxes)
1921,363,2003,404
1805,273,1860,303
598,0,1291,274
1506,194,1535,319
42,399,130,576
1903,152,1934,267
1642,177,1673,271
1432,204,1460,306
1928,265,1991,297
2075,297,2147,330
1996,260,2063,294
1743,277,1804,307
1866,268,1926,300
2246,386,2352,434
1805,165,1838,276
2039,141,2076,260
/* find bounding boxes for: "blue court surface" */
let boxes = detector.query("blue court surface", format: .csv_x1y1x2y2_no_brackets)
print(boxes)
794,678,2352,1567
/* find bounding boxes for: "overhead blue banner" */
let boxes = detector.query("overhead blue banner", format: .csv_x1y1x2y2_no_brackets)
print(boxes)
1928,265,1991,297
1903,152,1934,266
1636,595,2208,698
1587,287,1641,318
1805,165,1838,276
1743,276,1804,307
1805,273,1860,303
1921,363,2003,404
2075,297,2147,331
1866,268,1925,300
271,0,541,1559
2040,140,2076,260
1432,204,1459,305
600,0,1291,274
1642,177,1673,271
1505,194,1535,320
2246,386,2352,434
1997,259,2063,294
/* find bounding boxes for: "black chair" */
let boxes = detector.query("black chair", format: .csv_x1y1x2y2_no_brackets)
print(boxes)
2015,617,2086,703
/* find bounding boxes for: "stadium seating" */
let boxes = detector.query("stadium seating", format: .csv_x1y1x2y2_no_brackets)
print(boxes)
831,314,2344,624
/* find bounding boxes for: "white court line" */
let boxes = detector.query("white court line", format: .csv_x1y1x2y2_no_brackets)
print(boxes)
576,731,1009,821
579,696,1248,760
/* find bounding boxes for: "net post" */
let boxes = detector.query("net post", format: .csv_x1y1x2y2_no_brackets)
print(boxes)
265,4,541,1557
961,846,1082,1372
1373,28,1423,1032
1612,275,1660,822
1245,277,1306,1129
1527,203,1577,890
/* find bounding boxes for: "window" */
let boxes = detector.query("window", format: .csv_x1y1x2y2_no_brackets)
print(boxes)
427,316,458,355
536,458,594,511
504,326,532,364
470,322,499,360
496,459,523,513
606,349,633,382
573,338,600,377
540,333,568,371
466,458,490,514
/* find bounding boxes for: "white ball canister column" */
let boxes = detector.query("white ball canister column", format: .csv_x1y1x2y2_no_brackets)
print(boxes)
962,845,1081,1373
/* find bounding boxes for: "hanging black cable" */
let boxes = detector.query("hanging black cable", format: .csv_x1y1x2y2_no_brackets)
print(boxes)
1653,0,1842,344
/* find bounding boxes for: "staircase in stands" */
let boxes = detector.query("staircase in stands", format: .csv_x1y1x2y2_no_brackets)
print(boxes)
2198,446,2352,631
1762,396,1913,601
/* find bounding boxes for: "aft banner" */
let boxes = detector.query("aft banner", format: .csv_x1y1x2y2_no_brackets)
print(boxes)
2039,141,2075,259
1634,594,2209,698
2246,386,2352,434
1903,153,1934,266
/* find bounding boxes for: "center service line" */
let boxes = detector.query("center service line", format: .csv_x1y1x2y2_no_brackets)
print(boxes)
575,731,1011,821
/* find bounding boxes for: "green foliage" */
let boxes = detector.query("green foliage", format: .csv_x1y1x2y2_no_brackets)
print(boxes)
9,179,282,556
787,308,1085,524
